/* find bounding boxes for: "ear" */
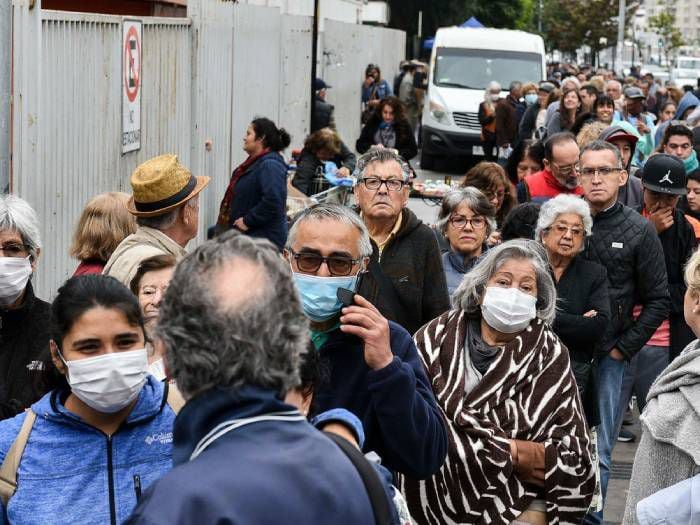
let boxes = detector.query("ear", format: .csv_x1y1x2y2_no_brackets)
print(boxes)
618,169,629,187
50,340,67,376
30,248,40,273
543,158,551,170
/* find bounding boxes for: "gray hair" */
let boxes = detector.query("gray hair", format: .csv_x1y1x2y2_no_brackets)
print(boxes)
436,188,497,236
579,139,623,167
354,148,411,183
155,230,308,398
453,239,557,323
136,196,198,231
286,203,373,258
562,76,582,90
535,194,593,244
0,194,42,258
486,80,501,94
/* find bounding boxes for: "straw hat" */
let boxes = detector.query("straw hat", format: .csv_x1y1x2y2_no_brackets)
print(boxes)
127,154,210,217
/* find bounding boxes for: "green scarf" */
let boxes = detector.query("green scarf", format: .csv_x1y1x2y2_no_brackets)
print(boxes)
684,150,699,174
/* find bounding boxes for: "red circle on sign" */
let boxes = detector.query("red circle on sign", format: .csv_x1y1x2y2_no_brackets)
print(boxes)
124,26,141,103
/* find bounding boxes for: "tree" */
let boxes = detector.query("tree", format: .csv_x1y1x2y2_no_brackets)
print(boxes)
647,8,685,71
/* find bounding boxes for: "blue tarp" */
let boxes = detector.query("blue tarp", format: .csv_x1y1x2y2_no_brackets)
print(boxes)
423,17,485,49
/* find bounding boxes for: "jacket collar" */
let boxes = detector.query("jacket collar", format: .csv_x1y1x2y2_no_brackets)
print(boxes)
172,385,298,466
0,280,36,323
447,246,486,273
133,227,187,257
593,200,622,221
33,375,167,431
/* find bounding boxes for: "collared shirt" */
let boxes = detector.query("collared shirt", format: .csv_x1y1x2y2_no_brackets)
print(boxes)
372,212,403,258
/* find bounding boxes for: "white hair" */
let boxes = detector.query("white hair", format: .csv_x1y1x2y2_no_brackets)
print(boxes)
484,81,501,100
287,203,373,258
562,76,581,90
535,194,593,249
0,194,42,258
453,239,557,323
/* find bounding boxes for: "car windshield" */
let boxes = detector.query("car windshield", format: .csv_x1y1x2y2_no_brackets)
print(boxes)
434,48,542,90
677,58,700,70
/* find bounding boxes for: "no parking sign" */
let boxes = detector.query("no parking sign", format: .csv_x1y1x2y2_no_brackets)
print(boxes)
122,19,142,154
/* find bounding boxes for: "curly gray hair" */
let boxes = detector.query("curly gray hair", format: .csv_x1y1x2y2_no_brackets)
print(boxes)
286,203,372,258
155,230,308,398
353,148,411,182
436,188,497,236
453,239,557,323
0,194,42,259
535,194,593,247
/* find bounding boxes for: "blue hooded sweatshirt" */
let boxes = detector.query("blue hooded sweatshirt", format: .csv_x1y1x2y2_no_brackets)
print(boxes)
0,376,175,525
126,386,398,525
655,91,700,145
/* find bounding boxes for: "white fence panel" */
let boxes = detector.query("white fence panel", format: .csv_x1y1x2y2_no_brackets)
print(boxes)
279,15,312,151
231,4,282,168
189,0,235,237
321,20,364,153
15,7,192,298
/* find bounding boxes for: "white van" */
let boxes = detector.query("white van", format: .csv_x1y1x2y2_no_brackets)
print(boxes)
671,56,700,89
420,27,546,169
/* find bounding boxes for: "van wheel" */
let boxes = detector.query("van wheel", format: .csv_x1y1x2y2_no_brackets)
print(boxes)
420,151,435,170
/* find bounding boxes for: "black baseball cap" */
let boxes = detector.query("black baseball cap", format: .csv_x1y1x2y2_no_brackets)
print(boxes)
640,154,687,195
314,78,331,91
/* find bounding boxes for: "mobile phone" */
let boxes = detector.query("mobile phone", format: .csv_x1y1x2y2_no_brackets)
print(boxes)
337,288,356,307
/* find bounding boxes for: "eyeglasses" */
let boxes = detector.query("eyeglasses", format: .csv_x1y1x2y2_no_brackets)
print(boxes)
449,215,486,230
483,189,505,202
0,243,29,258
551,162,580,177
547,223,585,238
290,250,361,277
360,177,406,192
579,167,621,179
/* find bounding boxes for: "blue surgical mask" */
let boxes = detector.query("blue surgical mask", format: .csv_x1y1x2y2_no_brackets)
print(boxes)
525,93,538,106
292,272,360,322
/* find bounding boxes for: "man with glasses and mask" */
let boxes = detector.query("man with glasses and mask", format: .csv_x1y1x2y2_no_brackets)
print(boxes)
517,132,584,204
0,195,50,420
284,203,448,479
578,141,670,525
353,149,449,335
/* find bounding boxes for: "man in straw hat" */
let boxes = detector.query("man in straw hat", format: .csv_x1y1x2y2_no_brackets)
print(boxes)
103,154,210,286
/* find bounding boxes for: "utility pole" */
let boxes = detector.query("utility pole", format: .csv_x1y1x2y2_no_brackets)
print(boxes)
0,0,10,193
616,0,626,74
310,0,320,131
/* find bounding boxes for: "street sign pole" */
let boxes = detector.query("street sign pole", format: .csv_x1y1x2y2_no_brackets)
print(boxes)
616,0,626,74
310,0,320,130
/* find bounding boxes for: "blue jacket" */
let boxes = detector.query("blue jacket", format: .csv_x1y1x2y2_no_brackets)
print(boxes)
314,322,448,479
229,151,288,250
0,376,175,525
126,386,397,525
655,91,700,145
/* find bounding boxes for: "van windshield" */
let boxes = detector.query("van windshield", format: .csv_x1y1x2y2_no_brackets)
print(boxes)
434,48,542,90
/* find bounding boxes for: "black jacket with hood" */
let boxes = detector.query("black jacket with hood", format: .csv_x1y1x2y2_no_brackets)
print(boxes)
357,208,450,335
583,202,670,360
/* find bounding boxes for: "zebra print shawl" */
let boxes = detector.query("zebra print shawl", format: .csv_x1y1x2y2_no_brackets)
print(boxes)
401,309,594,524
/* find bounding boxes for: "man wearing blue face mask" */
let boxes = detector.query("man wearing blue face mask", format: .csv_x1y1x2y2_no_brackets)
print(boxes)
285,203,448,480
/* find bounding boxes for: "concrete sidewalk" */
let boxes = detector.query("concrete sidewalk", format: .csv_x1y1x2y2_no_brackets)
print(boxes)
604,414,641,524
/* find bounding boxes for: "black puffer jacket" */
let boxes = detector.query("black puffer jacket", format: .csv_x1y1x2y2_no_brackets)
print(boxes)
583,202,670,360
357,208,450,335
0,282,51,419
635,205,697,361
291,144,356,196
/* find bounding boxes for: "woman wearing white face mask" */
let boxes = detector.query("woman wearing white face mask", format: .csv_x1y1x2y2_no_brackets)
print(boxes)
401,239,595,525
130,254,176,381
0,275,178,524
0,195,51,420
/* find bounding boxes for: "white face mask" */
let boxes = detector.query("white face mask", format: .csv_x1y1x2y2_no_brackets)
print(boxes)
0,256,32,306
148,358,167,382
60,348,149,413
481,286,537,334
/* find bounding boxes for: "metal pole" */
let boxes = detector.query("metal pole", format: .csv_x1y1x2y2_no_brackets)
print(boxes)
538,0,543,33
310,0,320,130
616,0,625,75
0,0,11,193
417,11,423,38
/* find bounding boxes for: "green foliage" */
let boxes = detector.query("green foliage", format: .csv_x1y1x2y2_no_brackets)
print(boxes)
648,9,685,68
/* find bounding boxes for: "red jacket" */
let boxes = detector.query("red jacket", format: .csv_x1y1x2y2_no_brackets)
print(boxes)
521,169,584,204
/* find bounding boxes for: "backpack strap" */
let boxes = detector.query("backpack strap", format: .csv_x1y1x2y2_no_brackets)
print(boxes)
165,383,185,415
0,410,37,507
324,432,394,525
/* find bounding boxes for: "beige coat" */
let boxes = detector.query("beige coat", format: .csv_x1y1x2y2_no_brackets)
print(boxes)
102,226,186,287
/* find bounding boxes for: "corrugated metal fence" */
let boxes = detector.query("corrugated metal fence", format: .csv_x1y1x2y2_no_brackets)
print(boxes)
10,0,403,298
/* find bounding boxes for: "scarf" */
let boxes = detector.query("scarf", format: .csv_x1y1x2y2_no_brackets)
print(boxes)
684,150,699,174
401,309,595,525
216,148,271,228
466,315,500,375
375,121,397,149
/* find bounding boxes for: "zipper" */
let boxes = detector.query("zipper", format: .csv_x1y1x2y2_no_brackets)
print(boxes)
106,436,117,525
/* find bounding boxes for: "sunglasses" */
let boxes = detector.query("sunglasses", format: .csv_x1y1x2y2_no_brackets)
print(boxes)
290,250,361,277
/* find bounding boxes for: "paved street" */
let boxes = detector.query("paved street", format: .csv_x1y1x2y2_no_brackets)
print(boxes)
409,153,640,525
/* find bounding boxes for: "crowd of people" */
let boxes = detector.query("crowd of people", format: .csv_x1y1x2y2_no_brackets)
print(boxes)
0,57,699,525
